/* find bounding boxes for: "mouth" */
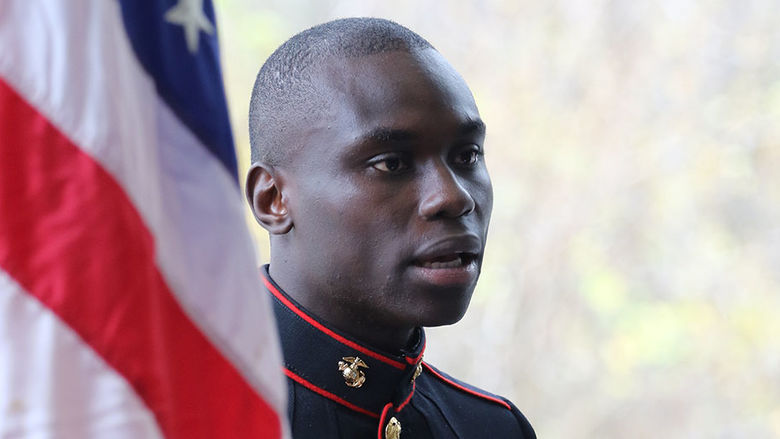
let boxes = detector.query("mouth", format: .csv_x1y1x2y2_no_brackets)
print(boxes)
414,252,478,269
408,235,482,287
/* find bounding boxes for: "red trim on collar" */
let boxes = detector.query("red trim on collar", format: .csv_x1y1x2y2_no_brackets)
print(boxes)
284,368,380,419
405,338,426,364
263,276,406,370
421,363,512,410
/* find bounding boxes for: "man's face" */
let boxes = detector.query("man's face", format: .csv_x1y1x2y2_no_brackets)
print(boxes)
278,48,492,331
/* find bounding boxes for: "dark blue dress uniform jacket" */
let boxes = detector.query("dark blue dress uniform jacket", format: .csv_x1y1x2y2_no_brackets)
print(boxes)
261,266,536,438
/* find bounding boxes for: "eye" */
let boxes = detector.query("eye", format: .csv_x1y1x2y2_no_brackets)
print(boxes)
453,146,482,167
370,154,410,173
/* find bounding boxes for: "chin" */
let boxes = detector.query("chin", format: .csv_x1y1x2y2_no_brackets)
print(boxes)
416,294,473,328
421,312,468,328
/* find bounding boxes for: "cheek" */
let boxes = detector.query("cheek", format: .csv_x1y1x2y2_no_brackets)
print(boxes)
468,171,494,222
482,178,494,221
293,182,399,254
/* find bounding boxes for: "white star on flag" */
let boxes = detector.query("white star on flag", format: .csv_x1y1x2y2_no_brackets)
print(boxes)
165,0,215,54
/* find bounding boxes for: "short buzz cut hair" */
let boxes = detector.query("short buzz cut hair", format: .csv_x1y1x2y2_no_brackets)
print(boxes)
248,17,435,166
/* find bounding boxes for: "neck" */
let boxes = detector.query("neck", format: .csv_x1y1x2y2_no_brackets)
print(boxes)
268,261,416,353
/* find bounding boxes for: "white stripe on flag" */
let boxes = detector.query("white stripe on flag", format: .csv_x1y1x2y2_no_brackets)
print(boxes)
0,269,164,439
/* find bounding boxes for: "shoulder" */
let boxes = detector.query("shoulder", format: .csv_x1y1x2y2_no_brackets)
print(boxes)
417,362,536,438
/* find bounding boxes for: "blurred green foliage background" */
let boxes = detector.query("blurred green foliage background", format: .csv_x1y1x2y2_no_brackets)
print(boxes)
214,1,780,437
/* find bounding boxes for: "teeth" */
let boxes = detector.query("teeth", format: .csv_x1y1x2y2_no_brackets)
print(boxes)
422,256,463,269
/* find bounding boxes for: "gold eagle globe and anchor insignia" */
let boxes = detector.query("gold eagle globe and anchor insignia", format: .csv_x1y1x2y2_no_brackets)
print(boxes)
338,356,369,388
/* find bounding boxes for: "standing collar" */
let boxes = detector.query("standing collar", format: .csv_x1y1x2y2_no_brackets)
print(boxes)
261,265,426,418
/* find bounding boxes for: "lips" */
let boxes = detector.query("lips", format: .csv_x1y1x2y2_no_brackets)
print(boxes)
412,235,482,269
417,253,477,269
408,235,482,288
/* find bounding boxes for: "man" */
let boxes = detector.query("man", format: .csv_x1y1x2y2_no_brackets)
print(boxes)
246,17,535,438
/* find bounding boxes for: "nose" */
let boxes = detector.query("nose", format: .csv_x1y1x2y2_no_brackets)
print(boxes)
418,162,476,219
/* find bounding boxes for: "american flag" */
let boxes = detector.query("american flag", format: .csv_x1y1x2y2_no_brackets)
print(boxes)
0,0,287,437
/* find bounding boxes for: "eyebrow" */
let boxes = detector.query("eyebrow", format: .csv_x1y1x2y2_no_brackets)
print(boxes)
360,118,486,144
458,118,486,136
362,127,417,144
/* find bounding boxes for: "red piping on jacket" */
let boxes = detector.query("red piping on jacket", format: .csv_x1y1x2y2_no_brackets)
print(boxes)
396,382,415,412
405,339,426,364
422,363,512,410
284,368,379,419
377,403,394,439
263,276,406,370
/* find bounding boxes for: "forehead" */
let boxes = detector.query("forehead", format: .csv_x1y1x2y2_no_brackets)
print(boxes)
313,48,480,136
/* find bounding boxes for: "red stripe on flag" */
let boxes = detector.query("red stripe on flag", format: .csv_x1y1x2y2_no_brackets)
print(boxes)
0,79,282,438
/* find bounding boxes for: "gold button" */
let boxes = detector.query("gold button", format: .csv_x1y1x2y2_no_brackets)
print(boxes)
385,416,401,439
338,356,368,388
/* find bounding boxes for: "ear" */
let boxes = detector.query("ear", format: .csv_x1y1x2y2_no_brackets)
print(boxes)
245,163,293,235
